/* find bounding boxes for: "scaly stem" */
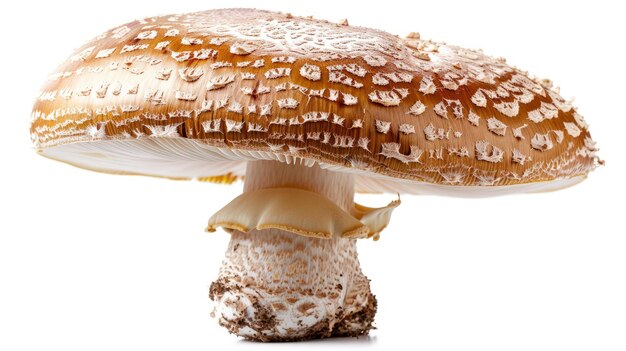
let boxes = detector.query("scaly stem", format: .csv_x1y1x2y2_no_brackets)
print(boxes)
209,160,376,341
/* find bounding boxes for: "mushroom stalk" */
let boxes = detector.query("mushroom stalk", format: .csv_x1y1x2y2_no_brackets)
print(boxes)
209,160,377,341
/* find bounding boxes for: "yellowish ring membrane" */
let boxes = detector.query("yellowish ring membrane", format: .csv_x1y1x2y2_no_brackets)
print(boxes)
206,187,400,240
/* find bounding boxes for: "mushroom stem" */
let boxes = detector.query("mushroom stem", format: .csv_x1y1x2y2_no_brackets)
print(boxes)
209,160,377,341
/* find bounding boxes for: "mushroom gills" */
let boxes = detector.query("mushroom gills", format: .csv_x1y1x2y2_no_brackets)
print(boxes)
206,187,400,240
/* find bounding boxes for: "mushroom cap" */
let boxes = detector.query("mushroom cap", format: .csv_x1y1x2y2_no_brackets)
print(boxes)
31,8,600,196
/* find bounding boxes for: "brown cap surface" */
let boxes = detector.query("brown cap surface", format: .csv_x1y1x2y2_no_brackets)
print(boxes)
30,8,600,195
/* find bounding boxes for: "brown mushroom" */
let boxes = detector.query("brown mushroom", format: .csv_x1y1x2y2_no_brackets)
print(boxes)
30,8,601,342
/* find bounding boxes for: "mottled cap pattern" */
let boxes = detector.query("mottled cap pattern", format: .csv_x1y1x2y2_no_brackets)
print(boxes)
30,8,601,194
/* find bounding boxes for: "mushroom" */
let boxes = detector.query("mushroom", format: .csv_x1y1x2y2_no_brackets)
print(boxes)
30,8,601,342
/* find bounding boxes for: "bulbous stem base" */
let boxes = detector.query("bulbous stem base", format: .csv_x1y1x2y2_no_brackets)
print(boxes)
209,229,376,341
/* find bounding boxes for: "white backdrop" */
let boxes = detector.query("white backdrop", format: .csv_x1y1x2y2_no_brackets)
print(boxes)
1,1,624,350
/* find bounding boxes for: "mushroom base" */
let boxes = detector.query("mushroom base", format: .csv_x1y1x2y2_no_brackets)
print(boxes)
209,228,376,341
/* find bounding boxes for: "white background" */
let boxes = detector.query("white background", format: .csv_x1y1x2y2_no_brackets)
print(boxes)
1,1,624,350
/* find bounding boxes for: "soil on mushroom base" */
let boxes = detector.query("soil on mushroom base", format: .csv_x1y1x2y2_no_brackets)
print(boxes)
209,277,377,342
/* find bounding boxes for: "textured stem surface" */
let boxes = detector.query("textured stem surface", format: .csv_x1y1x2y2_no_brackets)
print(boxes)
209,160,376,341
